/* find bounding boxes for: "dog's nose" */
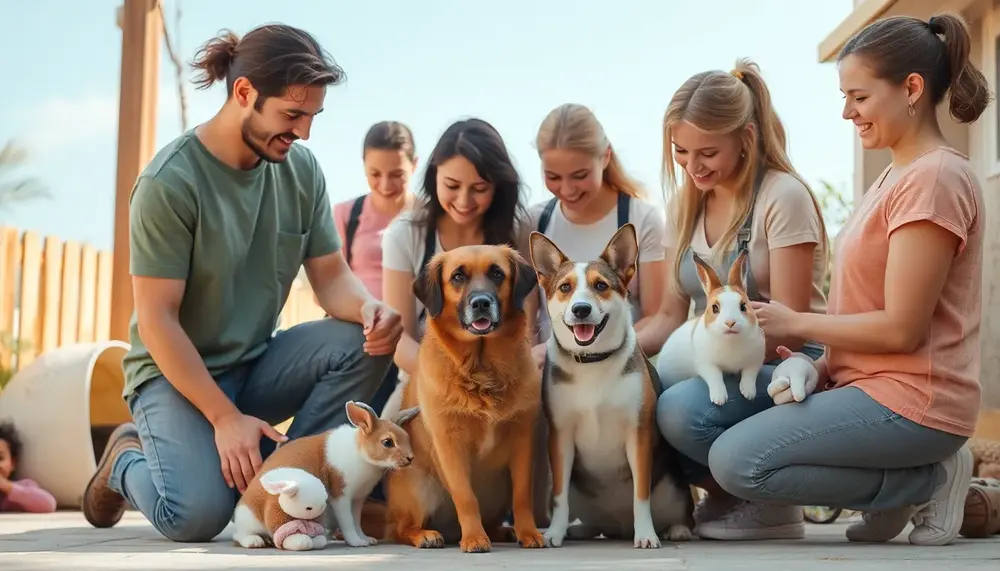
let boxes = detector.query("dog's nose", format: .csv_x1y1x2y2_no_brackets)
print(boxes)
725,320,736,329
571,303,592,319
470,294,493,311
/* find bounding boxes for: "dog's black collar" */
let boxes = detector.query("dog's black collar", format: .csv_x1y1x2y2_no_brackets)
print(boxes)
558,336,628,364
571,349,618,364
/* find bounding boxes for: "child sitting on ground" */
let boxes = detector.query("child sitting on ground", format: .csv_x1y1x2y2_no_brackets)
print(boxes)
0,420,57,513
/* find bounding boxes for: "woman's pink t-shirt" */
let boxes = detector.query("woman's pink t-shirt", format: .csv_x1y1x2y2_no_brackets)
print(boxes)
333,195,397,300
827,147,984,437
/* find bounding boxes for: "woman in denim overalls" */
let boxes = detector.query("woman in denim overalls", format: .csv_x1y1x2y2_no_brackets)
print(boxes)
650,60,831,541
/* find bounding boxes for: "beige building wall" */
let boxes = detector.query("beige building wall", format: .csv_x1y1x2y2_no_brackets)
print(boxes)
828,0,1000,409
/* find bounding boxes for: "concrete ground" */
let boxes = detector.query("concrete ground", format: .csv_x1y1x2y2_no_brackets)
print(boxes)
1,511,998,570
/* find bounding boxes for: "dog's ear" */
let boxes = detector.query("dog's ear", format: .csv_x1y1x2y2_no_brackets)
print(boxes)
528,231,567,289
600,223,639,287
413,258,444,318
509,250,539,312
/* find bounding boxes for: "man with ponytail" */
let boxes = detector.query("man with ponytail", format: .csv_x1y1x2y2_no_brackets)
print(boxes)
653,58,831,541
712,13,993,546
82,24,403,543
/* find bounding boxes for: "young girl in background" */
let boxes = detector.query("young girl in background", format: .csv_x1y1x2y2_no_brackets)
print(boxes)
332,120,418,300
653,59,830,541
0,420,57,513
329,121,417,415
525,103,668,362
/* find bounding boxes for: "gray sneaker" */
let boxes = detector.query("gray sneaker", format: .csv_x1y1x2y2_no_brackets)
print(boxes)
908,445,973,546
693,492,740,525
846,507,915,542
696,500,805,540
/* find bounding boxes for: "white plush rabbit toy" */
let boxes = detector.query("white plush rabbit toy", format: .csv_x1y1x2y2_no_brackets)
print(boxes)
766,345,821,404
233,466,330,551
657,249,765,406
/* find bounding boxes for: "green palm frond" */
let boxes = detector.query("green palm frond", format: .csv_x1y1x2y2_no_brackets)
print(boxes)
0,140,51,211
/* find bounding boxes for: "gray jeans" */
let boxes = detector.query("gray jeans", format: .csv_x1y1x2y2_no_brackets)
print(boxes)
656,344,825,484
108,318,392,542
706,386,966,510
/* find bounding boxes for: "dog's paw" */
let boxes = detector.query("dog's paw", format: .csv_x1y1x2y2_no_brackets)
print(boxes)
408,529,445,549
739,380,757,401
709,386,729,406
515,526,546,549
360,533,378,546
634,533,661,549
665,524,693,542
543,527,567,548
460,530,492,553
488,525,517,543
234,534,267,549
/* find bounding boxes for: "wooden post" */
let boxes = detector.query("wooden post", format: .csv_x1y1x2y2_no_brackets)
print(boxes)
109,0,160,342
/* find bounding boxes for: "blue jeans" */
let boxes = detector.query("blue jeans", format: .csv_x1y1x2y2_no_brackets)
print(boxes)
655,345,825,485
108,318,392,542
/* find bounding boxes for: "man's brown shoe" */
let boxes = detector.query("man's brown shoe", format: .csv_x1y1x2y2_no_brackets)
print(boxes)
960,477,1000,538
83,422,141,528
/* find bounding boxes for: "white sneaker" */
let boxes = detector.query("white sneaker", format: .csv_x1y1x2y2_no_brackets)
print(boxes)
908,444,973,546
845,506,915,542
696,500,805,541
693,492,740,526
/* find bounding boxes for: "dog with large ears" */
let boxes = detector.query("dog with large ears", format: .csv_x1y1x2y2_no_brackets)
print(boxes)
382,243,546,553
530,223,694,548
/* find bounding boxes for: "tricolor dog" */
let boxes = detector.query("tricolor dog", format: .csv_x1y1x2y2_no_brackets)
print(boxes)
529,224,694,548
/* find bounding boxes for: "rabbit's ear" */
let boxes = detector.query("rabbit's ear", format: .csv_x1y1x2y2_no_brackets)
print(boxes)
692,253,721,294
727,249,749,291
261,479,299,496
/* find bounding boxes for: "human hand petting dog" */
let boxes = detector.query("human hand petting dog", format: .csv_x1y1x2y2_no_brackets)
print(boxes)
766,345,820,405
360,300,403,356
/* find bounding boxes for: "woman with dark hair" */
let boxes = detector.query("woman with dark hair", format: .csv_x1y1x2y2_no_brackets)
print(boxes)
381,118,527,378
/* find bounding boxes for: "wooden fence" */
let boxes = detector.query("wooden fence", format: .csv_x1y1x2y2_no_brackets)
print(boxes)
0,226,323,377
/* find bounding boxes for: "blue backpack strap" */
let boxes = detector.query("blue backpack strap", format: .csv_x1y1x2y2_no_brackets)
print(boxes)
616,192,630,228
343,195,366,268
537,197,559,233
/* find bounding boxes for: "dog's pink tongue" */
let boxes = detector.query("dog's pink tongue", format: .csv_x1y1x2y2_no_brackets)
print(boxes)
472,318,492,331
573,324,595,343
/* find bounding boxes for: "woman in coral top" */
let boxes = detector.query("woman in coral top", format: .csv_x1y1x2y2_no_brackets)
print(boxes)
708,13,991,547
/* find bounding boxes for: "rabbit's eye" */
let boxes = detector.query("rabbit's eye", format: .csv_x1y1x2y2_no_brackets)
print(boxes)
712,303,720,314
381,438,394,448
740,302,747,312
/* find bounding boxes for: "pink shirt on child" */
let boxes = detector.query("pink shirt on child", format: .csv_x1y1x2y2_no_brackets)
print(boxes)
333,195,397,300
1,478,57,513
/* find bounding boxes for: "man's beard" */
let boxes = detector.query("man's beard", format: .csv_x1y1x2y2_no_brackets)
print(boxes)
241,114,296,164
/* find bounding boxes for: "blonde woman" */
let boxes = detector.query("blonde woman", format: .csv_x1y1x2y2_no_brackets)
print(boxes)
653,59,830,540
525,103,668,364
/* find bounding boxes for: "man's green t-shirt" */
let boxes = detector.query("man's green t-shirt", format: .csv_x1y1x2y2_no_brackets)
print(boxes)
121,129,341,398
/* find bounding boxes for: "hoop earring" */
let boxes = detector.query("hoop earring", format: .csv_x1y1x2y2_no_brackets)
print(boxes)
908,102,915,117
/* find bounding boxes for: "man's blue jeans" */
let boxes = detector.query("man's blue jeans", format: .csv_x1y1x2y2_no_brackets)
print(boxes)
108,318,392,542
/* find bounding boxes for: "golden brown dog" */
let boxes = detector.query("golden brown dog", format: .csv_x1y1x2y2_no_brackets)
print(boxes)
382,244,545,553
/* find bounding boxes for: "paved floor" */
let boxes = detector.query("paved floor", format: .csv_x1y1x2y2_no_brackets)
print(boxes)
1,511,998,570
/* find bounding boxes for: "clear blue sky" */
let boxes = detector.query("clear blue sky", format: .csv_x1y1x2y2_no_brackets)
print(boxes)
0,0,856,251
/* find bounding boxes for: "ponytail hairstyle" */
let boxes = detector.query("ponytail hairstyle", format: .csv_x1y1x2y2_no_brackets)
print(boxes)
190,24,345,110
536,103,645,199
362,120,417,163
662,58,829,288
838,12,993,124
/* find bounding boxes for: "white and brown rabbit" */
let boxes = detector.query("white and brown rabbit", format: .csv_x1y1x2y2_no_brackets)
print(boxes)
232,400,420,549
656,249,765,406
